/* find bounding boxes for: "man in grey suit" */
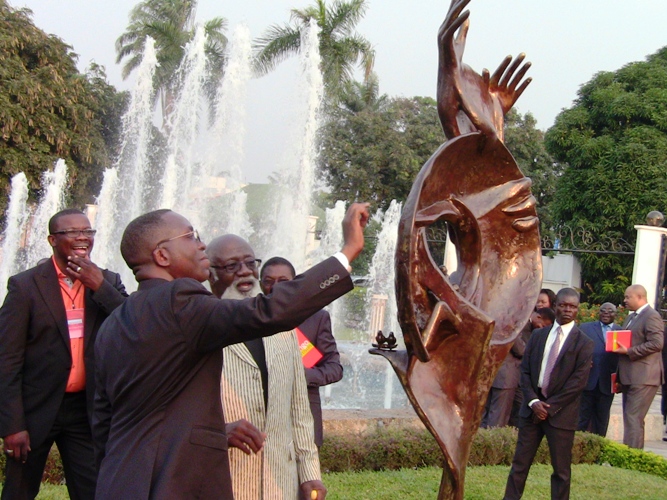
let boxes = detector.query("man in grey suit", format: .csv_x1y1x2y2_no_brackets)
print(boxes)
615,284,664,449
93,204,368,499
578,303,620,436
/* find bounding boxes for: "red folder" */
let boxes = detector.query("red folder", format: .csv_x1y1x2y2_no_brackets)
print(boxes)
295,327,323,369
605,330,631,352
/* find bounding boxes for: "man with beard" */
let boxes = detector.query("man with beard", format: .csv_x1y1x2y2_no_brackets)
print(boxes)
0,208,127,500
207,235,325,500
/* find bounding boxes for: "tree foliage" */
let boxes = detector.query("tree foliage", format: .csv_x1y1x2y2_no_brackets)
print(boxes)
253,0,374,103
0,1,125,210
116,0,227,118
318,95,444,212
545,46,667,303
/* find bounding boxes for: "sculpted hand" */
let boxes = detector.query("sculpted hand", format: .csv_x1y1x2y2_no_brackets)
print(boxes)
67,256,104,291
4,430,30,463
488,53,532,114
300,479,327,500
226,419,265,455
531,401,550,421
341,203,370,264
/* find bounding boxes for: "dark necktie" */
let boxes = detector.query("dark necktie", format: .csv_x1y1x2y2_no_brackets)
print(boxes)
244,338,269,410
542,326,563,398
626,312,637,328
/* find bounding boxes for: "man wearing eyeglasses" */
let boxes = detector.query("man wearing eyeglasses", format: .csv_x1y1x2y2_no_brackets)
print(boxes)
0,208,128,500
205,236,326,500
92,204,368,499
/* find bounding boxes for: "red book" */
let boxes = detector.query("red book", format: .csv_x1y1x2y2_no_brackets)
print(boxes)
295,327,323,369
605,330,631,352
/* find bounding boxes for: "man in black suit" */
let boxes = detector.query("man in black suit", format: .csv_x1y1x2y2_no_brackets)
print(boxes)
578,302,620,436
92,204,368,499
615,284,664,449
504,288,594,500
0,208,127,500
260,256,344,447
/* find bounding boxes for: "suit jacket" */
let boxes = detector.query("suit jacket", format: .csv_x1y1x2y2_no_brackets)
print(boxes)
618,305,664,386
492,331,526,390
0,259,127,448
93,257,351,500
222,331,319,500
298,309,343,447
519,324,594,430
580,321,620,394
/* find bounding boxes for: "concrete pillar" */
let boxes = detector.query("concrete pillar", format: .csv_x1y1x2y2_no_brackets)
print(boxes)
632,224,667,308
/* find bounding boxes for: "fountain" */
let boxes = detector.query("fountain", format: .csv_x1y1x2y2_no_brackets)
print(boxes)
0,173,29,301
0,20,400,413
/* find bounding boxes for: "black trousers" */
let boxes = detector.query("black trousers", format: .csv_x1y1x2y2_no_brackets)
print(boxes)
578,388,614,436
2,392,96,500
504,417,575,500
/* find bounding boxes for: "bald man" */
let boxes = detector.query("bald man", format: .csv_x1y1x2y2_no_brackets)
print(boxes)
92,204,368,499
615,284,664,448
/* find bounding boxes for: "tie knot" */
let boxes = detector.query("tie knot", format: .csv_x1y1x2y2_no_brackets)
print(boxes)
556,326,563,336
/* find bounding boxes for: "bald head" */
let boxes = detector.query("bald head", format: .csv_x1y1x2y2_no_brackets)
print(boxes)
206,234,260,298
624,284,648,311
121,210,209,283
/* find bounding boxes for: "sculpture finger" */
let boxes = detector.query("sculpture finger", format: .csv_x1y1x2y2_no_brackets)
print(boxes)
489,55,512,87
507,61,532,93
498,53,526,89
438,0,471,41
511,77,533,103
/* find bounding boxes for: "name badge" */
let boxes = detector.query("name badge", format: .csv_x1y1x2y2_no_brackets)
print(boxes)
66,308,84,339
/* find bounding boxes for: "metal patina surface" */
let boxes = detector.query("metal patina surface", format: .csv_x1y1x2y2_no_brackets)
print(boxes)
370,1,542,498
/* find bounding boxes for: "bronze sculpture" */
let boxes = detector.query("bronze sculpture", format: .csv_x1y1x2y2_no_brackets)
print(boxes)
370,1,542,498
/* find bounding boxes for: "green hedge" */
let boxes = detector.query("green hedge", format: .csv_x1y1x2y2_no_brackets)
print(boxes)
1,428,665,485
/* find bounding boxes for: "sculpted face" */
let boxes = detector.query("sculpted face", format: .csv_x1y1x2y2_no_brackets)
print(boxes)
48,214,95,265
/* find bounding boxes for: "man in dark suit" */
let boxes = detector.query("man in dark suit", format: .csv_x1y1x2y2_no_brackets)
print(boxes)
92,204,368,499
481,334,525,428
260,256,344,447
578,302,620,436
0,208,127,500
615,284,664,449
504,288,593,500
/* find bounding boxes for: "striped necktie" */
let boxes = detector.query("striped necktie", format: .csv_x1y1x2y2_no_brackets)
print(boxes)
542,326,563,398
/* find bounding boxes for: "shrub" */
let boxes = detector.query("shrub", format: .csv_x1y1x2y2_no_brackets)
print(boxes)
600,441,667,480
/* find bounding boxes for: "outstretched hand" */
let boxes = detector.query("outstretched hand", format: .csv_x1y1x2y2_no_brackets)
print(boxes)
341,203,370,264
488,53,532,114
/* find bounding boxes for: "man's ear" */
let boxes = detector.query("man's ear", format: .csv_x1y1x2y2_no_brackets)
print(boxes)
152,247,171,268
47,234,57,248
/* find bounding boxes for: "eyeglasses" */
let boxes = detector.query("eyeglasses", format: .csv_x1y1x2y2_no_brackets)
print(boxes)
154,230,201,251
211,258,262,275
51,229,97,238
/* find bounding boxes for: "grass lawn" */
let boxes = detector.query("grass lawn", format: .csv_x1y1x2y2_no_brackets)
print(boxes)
8,464,667,499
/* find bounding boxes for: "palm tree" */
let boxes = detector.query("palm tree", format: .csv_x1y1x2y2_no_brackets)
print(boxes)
115,0,227,119
253,0,375,103
337,72,386,114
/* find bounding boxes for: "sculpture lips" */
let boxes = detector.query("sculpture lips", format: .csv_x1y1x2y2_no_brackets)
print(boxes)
512,216,540,232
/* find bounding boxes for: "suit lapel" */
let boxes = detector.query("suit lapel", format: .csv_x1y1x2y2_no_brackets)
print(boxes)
228,342,259,368
34,261,70,352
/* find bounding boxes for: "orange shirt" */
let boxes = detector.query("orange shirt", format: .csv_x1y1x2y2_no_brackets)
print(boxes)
52,256,86,392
